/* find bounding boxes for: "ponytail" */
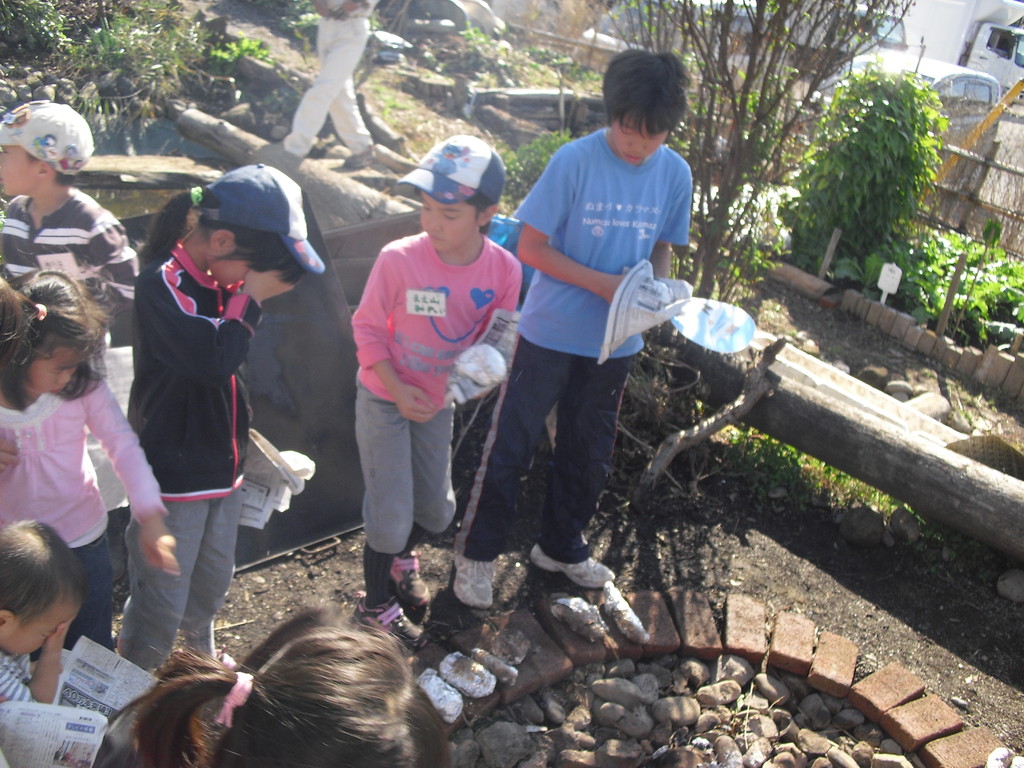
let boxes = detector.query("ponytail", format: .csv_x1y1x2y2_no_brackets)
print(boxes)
140,186,306,284
0,276,31,368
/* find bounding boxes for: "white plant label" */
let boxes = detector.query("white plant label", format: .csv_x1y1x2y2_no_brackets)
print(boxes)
878,262,902,305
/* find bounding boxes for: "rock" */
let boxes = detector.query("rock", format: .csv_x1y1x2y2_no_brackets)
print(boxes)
593,702,654,740
754,673,791,705
566,706,593,731
637,662,673,690
825,746,858,768
674,659,710,692
696,680,742,707
694,710,724,734
742,714,778,741
514,694,545,725
795,728,831,756
651,696,700,727
592,678,648,709
32,84,55,101
838,506,885,547
741,735,771,767
988,750,1014,768
849,741,873,768
542,690,567,725
832,707,865,730
656,748,704,768
607,659,636,678
596,739,644,768
997,569,1024,602
888,507,922,544
878,739,902,754
871,755,912,768
518,750,549,768
558,750,598,768
884,380,914,401
856,365,888,390
713,655,756,687
630,673,661,705
452,738,481,768
477,722,535,768
852,723,883,747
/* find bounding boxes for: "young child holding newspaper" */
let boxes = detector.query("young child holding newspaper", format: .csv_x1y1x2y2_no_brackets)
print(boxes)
0,520,86,703
453,50,693,609
351,135,521,647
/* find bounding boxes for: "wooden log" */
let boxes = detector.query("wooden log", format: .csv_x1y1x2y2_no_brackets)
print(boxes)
475,104,545,149
79,155,223,189
175,107,413,231
676,340,1024,562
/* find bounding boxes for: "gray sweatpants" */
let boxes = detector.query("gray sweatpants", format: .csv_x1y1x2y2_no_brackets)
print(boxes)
118,493,243,670
355,384,456,554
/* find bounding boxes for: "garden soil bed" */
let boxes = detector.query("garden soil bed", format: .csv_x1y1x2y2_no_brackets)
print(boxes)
94,0,1024,751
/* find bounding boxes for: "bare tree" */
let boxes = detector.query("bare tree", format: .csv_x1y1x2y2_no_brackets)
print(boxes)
605,0,913,298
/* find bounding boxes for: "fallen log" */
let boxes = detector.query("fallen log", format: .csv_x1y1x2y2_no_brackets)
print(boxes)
80,155,223,189
675,338,1024,562
174,107,413,231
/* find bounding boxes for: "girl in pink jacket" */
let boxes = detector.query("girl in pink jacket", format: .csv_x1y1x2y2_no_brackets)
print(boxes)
0,271,178,650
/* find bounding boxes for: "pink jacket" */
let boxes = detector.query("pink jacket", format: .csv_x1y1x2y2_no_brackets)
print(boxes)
0,381,164,546
352,232,522,408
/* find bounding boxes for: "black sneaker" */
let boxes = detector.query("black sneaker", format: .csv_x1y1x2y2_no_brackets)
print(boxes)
390,551,431,608
355,595,429,651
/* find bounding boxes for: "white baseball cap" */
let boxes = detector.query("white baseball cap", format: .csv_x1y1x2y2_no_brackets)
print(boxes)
0,101,95,174
399,135,505,205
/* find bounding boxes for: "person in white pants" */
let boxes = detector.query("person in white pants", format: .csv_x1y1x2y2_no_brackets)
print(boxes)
283,0,376,166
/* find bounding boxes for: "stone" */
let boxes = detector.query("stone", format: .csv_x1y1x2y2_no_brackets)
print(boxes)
849,741,873,768
871,756,913,768
607,659,636,678
839,507,886,547
884,380,914,401
542,690,568,725
826,747,859,768
637,662,672,691
796,728,832,756
656,748,704,768
798,693,833,730
918,727,1008,768
674,659,711,692
593,702,654,740
651,696,700,727
857,365,889,390
558,750,599,768
713,654,757,687
630,673,662,705
595,739,644,768
452,738,481,768
743,714,778,741
996,569,1024,603
477,722,535,768
833,707,866,730
695,680,742,707
514,694,545,725
592,678,647,709
888,508,922,544
714,735,743,767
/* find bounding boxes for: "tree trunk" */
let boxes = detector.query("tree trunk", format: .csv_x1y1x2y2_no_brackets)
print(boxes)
676,341,1024,562
174,108,413,231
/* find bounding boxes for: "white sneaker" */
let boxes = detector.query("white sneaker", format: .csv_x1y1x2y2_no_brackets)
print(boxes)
454,554,495,609
530,544,615,588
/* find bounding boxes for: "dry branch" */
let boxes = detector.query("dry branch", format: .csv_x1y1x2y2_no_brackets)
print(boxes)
637,338,786,494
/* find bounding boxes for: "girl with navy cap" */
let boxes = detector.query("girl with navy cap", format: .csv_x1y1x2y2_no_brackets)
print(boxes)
118,164,324,670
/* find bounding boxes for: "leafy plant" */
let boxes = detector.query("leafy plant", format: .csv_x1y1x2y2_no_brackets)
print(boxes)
785,64,945,277
503,131,573,211
0,0,68,52
208,36,272,76
873,229,1024,348
67,0,206,112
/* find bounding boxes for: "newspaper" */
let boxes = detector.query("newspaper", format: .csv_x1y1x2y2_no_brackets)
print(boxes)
445,308,520,406
0,701,106,768
238,430,317,529
599,261,692,364
58,636,154,719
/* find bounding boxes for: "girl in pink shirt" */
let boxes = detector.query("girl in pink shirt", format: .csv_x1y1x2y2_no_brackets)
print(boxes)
351,135,521,647
0,271,178,650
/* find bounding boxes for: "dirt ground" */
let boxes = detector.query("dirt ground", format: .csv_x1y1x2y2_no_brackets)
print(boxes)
99,0,1024,752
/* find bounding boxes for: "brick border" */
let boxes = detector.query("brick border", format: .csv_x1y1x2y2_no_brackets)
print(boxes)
420,590,1010,768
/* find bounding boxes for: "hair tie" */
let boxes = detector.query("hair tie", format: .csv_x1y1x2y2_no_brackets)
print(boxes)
190,186,204,207
34,304,47,320
215,671,253,728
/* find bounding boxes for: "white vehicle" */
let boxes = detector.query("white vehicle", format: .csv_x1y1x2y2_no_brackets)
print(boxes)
902,0,1024,90
842,52,1002,140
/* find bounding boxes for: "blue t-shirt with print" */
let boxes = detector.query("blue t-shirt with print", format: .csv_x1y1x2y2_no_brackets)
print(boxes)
515,129,692,358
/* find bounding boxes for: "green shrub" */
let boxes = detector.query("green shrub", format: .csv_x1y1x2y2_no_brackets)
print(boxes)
68,0,206,111
208,36,272,76
0,0,67,52
785,64,945,276
503,131,572,211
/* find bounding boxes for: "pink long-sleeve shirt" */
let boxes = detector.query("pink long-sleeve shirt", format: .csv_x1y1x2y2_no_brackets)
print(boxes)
0,381,164,547
352,232,522,408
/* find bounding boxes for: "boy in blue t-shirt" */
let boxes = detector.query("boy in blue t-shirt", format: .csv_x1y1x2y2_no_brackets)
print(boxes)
453,50,693,609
